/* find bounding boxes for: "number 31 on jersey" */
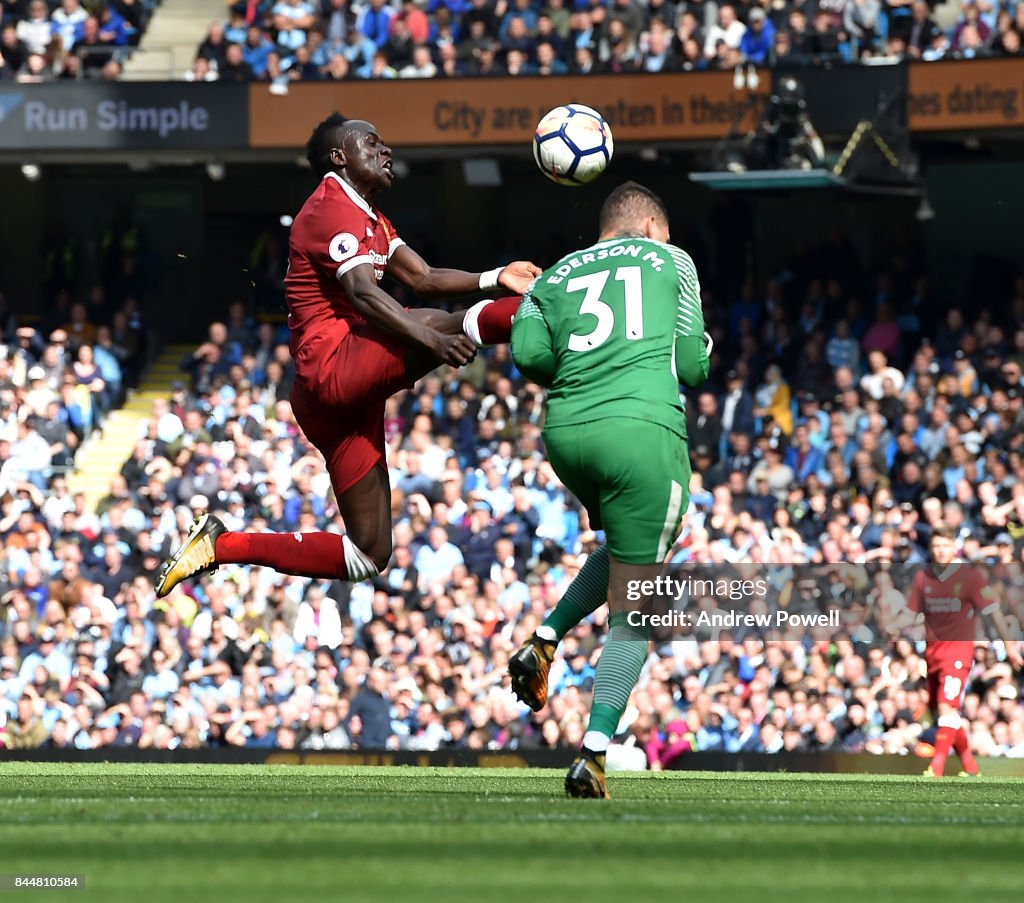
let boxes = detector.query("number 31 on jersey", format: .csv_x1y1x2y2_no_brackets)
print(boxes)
566,266,644,352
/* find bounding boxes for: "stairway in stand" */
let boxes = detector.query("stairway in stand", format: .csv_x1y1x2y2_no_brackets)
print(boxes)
67,344,193,512
120,0,226,80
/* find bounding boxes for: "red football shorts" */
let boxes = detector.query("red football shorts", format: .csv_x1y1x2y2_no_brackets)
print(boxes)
290,322,412,495
926,645,972,712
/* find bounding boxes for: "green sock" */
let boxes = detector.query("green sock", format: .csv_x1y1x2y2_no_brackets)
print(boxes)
586,611,651,742
541,545,609,641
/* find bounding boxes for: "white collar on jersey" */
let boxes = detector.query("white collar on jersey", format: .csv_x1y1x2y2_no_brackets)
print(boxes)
324,171,376,222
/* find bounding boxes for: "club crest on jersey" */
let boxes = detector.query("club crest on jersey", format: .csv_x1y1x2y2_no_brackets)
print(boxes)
328,232,359,263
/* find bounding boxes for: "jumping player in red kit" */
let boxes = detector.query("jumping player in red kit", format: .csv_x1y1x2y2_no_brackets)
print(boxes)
903,526,1022,777
155,114,540,596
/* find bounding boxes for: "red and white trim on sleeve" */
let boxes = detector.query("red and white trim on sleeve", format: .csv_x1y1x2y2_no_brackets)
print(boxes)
336,255,373,280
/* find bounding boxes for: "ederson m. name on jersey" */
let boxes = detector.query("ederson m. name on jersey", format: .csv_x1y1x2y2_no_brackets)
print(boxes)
512,236,708,439
544,240,670,284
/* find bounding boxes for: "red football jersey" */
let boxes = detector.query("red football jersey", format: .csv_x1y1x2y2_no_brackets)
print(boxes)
907,563,998,658
285,172,404,358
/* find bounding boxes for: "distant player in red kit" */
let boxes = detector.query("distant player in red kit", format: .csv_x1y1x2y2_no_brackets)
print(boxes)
156,114,539,596
903,526,1022,777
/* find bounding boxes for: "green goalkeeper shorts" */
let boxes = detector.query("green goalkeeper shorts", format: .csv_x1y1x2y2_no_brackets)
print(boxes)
543,417,691,565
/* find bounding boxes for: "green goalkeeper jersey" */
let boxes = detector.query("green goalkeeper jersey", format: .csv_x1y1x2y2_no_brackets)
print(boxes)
510,236,709,438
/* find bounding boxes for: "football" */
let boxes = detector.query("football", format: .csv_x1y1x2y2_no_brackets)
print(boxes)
532,103,614,186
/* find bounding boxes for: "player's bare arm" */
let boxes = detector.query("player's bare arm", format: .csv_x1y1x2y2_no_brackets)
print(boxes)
984,606,1023,671
327,117,540,298
884,604,923,640
891,570,926,641
338,263,476,367
967,566,1023,671
387,244,541,298
314,116,533,347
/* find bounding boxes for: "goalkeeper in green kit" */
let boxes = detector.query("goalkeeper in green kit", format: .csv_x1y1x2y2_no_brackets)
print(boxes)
508,182,710,798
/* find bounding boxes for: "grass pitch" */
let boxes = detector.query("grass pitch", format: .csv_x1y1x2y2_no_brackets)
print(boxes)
2,764,1023,903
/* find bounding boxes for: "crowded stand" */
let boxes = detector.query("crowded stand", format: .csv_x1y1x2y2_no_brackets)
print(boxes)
0,0,150,81
183,0,1024,83
0,288,143,466
1,222,1022,763
3,0,1023,83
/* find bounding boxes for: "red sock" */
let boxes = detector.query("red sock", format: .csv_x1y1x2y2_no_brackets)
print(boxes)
216,531,349,580
465,296,521,346
953,726,978,775
931,726,955,777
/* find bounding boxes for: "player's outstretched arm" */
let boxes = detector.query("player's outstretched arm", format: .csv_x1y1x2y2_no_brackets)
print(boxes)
339,263,476,367
890,571,927,642
970,576,1024,670
988,608,1024,671
387,244,540,299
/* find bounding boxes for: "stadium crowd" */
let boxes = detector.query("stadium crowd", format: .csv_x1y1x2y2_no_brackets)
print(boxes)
1,231,1023,764
0,0,151,81
0,286,144,456
3,0,1022,82
180,0,1024,83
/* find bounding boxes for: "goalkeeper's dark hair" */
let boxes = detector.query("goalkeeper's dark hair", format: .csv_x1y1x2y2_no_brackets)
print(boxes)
306,112,348,178
599,181,669,234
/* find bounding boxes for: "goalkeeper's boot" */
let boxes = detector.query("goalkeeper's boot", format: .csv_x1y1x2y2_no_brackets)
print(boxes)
155,513,226,598
509,633,557,711
565,749,609,799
